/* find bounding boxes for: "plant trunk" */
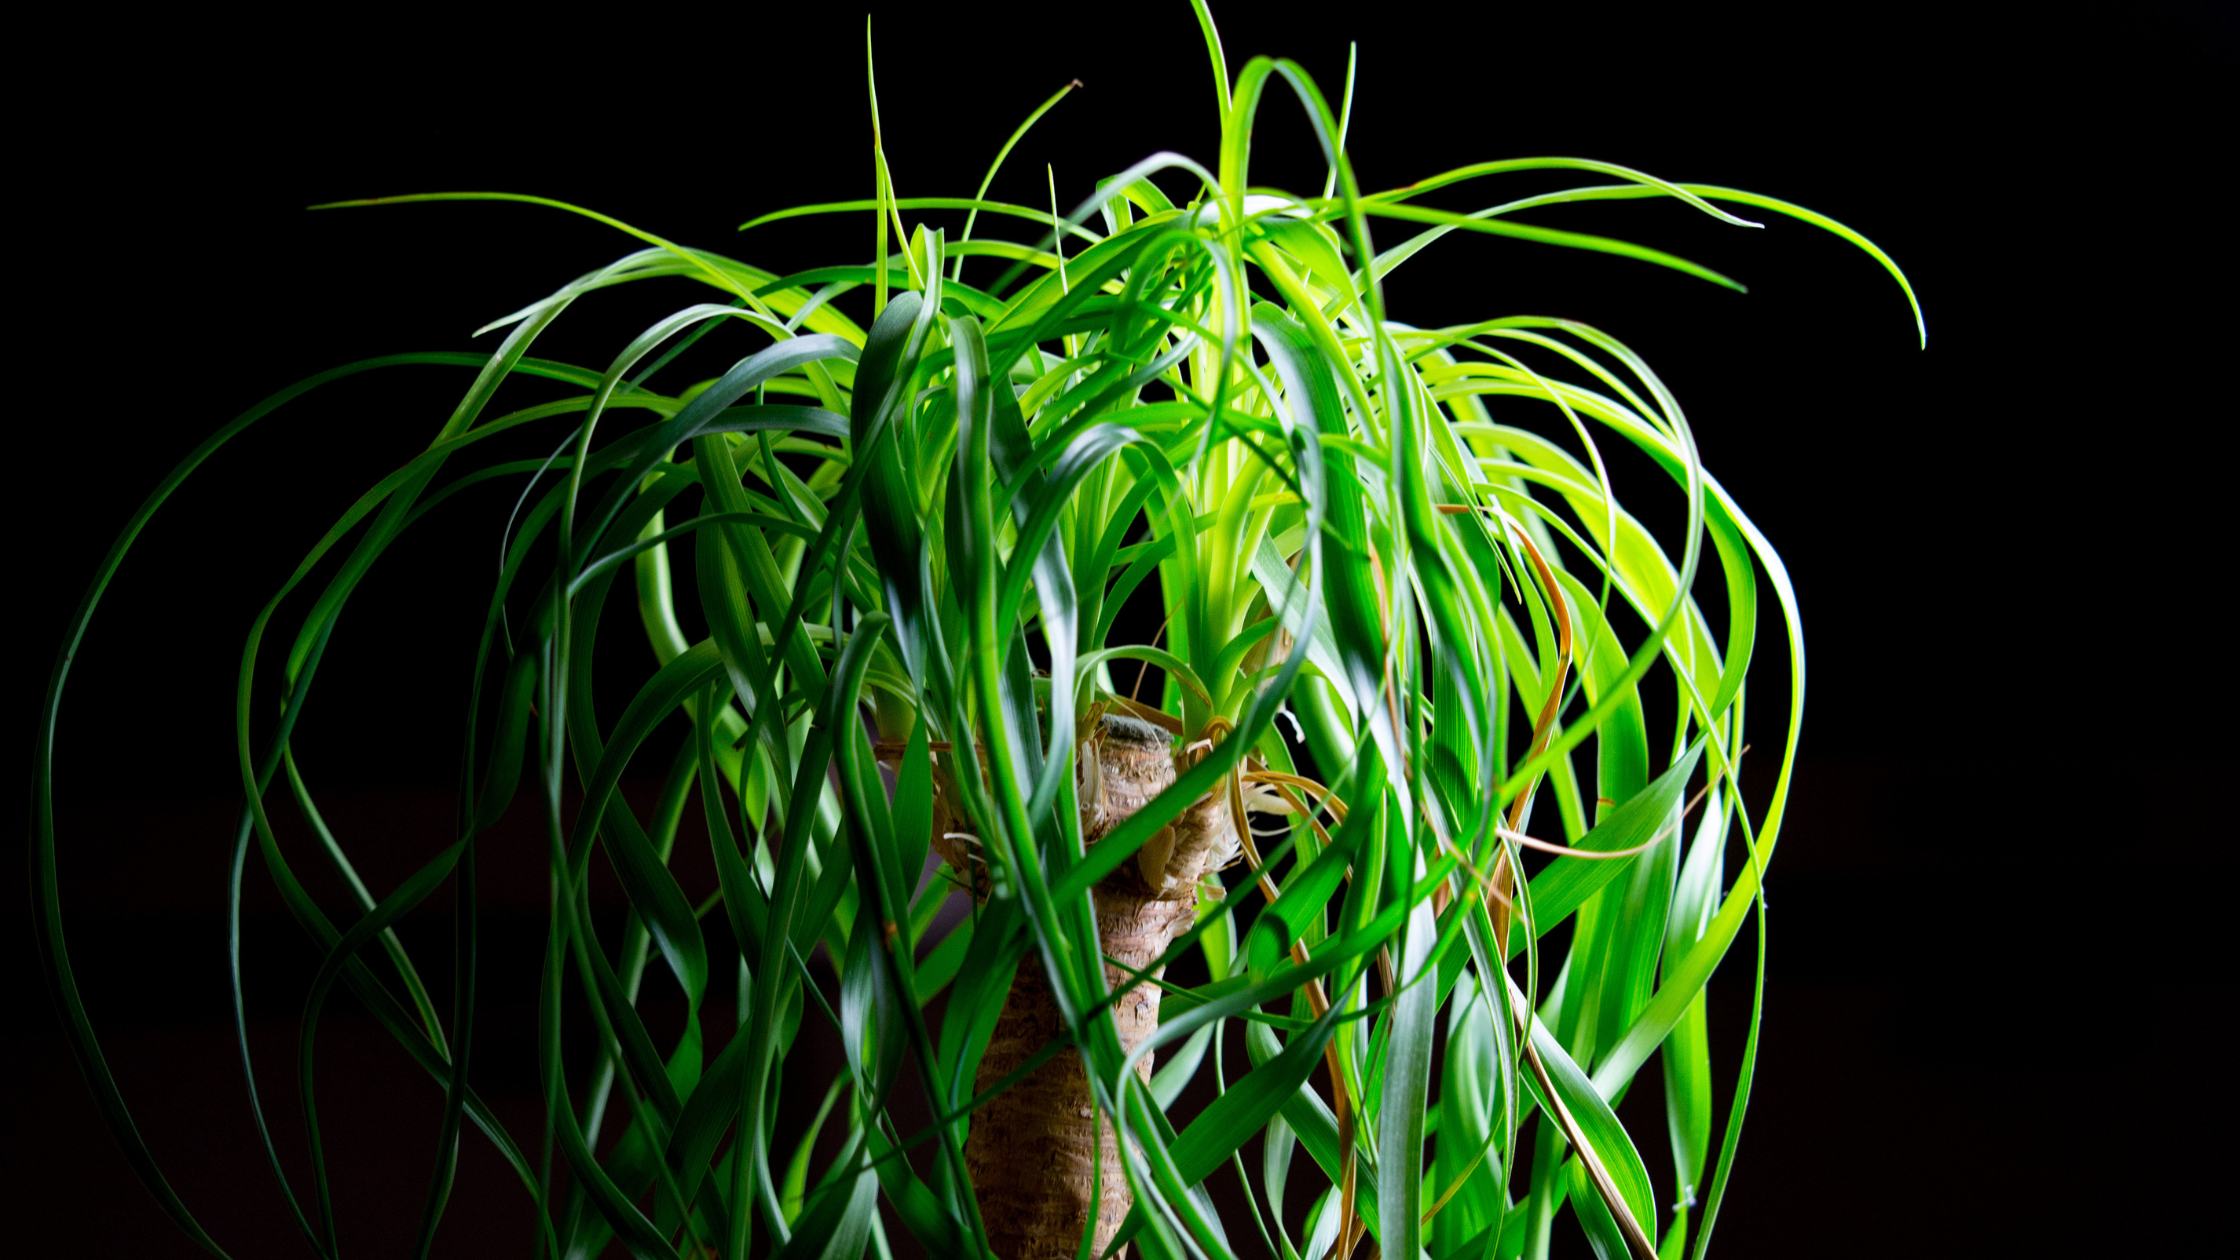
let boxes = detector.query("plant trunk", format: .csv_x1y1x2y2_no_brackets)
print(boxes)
946,712,1238,1260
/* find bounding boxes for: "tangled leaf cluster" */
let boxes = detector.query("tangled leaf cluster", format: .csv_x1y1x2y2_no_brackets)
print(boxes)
33,7,1919,1259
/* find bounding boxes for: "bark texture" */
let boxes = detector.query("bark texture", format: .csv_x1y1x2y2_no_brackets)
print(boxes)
951,712,1239,1260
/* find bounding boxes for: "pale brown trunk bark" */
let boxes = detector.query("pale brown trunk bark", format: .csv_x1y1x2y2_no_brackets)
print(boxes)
949,712,1238,1260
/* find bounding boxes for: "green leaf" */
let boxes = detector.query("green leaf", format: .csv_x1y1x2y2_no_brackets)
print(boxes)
1181,1007,1337,1185
1515,978,1659,1251
1245,836,1350,979
772,1134,879,1260
565,639,722,1005
1113,1007,1339,1255
892,719,935,902
1378,869,1442,1260
782,1077,847,1224
1512,742,1705,957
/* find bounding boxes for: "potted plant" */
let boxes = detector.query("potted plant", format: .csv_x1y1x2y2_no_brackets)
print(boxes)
31,4,1920,1257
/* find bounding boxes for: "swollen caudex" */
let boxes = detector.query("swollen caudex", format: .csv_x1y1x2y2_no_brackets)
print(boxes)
932,709,1240,1260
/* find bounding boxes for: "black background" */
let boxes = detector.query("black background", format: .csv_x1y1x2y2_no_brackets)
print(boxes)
11,1,2232,1256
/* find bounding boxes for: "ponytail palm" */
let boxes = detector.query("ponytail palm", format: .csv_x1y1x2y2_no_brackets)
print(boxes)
31,8,1920,1260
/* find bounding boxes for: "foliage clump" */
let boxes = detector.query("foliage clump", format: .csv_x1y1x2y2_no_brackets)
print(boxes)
33,7,1918,1259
